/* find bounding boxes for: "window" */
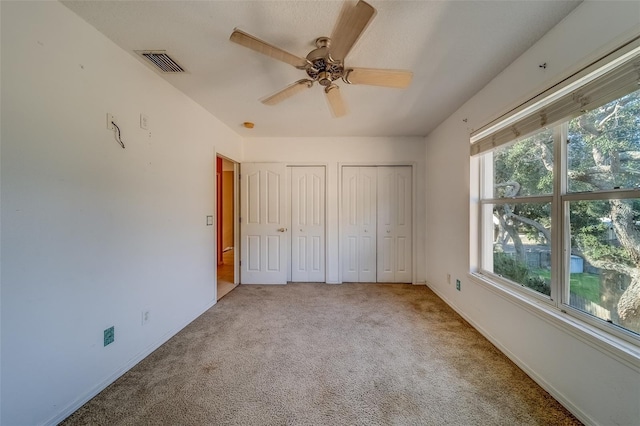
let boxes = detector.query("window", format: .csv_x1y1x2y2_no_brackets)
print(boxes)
472,39,640,344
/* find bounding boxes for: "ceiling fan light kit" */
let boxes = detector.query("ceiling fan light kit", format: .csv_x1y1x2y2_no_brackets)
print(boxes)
229,0,412,117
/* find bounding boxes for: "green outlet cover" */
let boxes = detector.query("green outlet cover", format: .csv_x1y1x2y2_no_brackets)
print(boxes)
104,326,114,346
456,279,461,291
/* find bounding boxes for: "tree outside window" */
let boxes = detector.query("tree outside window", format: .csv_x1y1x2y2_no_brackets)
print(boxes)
480,89,640,337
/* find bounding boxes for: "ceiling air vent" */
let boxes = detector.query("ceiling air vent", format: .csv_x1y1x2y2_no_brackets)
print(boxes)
136,50,186,73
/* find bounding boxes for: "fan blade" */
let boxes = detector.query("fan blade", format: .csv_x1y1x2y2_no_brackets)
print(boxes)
230,28,308,68
325,85,347,117
261,80,314,105
330,0,376,61
344,67,413,88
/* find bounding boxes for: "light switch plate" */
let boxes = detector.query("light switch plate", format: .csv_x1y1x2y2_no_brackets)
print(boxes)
140,113,149,130
106,113,116,131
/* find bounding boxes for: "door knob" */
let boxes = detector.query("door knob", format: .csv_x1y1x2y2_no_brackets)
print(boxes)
277,228,287,232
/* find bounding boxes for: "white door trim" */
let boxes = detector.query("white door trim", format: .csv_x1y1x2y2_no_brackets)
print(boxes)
213,151,242,296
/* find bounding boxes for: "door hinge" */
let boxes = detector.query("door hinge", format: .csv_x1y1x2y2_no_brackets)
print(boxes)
239,217,242,223
239,260,242,266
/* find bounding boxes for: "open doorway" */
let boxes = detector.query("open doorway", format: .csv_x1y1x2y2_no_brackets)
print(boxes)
217,156,238,300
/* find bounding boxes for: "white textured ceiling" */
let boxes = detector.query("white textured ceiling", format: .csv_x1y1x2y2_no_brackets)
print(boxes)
61,0,581,138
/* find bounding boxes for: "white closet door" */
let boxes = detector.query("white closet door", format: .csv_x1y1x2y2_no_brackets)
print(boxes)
377,166,412,283
342,167,377,282
240,163,287,284
291,167,325,282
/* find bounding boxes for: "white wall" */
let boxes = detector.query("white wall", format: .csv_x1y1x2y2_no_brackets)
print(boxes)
7,0,637,425
243,137,426,285
0,2,242,425
425,2,640,425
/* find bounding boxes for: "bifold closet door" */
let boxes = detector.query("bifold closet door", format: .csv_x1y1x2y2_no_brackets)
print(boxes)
377,166,412,283
342,166,412,283
291,167,325,282
342,167,377,282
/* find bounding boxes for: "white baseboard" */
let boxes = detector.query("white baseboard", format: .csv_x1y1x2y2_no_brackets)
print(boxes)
425,282,597,426
44,298,218,426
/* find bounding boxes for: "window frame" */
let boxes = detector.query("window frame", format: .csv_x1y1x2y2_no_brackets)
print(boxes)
560,190,640,342
472,41,640,349
478,131,557,304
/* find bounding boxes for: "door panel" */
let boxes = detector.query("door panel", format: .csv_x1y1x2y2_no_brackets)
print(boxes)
342,167,377,282
397,236,409,273
362,172,376,228
345,235,358,279
377,166,412,283
241,163,287,284
266,171,281,223
360,233,376,281
247,235,261,271
342,168,359,282
266,235,281,271
380,235,394,274
247,172,261,224
291,167,325,282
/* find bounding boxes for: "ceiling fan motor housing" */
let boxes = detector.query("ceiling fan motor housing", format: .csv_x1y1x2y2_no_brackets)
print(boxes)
305,37,343,86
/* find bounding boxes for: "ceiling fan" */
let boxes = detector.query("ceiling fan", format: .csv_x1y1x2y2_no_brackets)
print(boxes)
229,0,412,118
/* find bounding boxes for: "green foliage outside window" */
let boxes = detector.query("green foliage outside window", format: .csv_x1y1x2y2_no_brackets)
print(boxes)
493,252,550,296
490,89,640,335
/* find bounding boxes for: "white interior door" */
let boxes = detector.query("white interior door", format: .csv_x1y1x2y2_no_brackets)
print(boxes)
291,167,325,282
240,163,287,284
377,166,412,283
342,167,377,282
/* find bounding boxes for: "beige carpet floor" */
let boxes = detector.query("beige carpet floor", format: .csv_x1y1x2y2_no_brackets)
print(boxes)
62,284,580,425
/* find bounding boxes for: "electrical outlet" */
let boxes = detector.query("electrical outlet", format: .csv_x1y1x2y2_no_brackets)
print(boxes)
456,279,461,291
104,326,115,346
141,310,150,326
447,273,451,284
106,113,116,131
